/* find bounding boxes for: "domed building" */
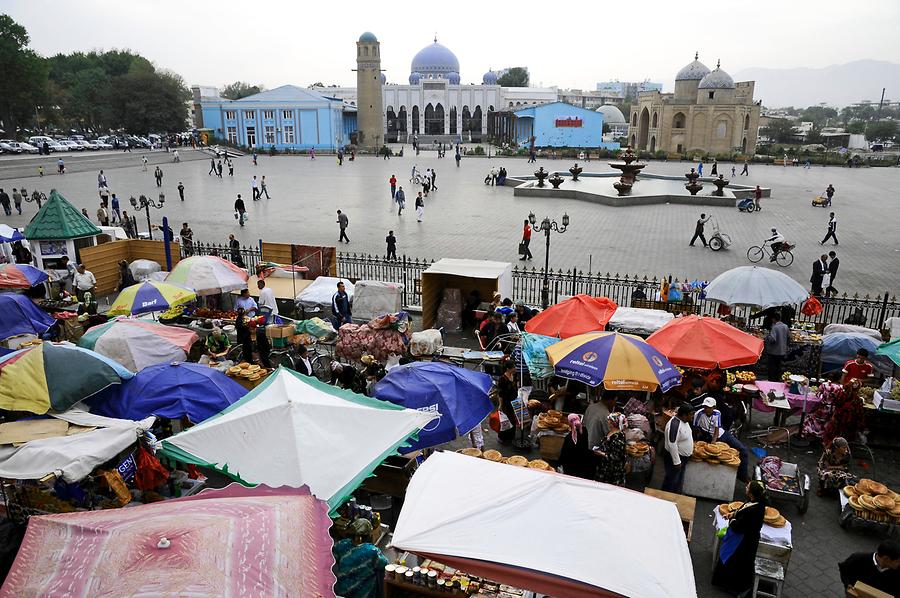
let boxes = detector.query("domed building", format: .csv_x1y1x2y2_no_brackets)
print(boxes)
628,53,760,155
596,104,628,137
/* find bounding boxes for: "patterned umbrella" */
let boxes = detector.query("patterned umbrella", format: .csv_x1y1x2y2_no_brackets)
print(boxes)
0,264,48,289
0,485,336,598
0,224,24,243
0,342,133,414
108,281,196,316
545,331,681,391
166,255,249,296
77,319,200,372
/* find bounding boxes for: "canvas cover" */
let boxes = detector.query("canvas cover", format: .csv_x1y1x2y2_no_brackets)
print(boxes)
352,280,403,321
295,276,355,313
423,258,513,298
607,307,674,335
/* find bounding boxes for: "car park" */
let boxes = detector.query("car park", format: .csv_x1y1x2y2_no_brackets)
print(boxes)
75,140,95,150
56,140,84,151
7,141,39,154
88,140,113,150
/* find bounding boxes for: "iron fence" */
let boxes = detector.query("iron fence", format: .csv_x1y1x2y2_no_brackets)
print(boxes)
335,252,434,308
183,241,263,274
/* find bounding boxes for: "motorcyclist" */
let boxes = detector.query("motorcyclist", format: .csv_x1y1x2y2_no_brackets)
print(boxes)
766,228,785,262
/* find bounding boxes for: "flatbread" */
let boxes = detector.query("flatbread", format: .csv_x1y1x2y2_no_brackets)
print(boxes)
483,449,502,462
768,515,787,528
873,495,895,510
458,448,483,458
507,455,528,467
843,486,859,498
763,506,780,522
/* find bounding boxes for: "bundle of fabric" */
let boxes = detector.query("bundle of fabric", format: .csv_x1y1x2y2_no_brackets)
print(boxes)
293,317,336,340
367,311,411,337
336,323,407,362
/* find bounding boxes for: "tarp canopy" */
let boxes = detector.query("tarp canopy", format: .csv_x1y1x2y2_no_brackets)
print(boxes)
524,294,618,339
607,307,674,335
295,276,354,312
0,294,55,341
393,452,696,598
519,332,559,379
160,367,436,510
0,484,336,598
0,408,154,482
77,318,199,372
647,315,764,369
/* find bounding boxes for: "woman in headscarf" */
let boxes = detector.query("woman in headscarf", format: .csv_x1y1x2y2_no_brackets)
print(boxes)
817,436,856,495
802,370,843,439
594,412,627,486
332,518,388,598
712,480,767,594
824,378,865,446
558,413,595,479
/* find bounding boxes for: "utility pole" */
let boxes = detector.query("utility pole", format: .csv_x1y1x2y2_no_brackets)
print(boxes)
876,87,886,121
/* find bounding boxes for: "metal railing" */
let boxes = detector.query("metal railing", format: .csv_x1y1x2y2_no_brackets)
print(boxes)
183,241,263,274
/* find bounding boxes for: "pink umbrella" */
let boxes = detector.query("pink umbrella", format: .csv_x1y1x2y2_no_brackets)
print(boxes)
0,485,336,598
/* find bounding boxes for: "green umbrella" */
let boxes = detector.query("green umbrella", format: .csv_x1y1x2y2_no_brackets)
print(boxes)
876,338,900,368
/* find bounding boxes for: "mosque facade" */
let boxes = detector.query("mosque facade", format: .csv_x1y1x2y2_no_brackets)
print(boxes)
627,54,761,155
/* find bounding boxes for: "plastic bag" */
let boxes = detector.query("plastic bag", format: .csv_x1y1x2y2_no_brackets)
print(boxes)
668,288,683,302
134,444,170,491
801,295,823,316
410,329,443,356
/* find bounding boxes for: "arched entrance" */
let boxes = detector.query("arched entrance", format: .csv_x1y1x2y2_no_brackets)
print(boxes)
471,106,483,133
650,136,656,153
630,134,636,147
412,106,420,134
424,103,444,134
652,112,658,128
449,107,457,134
462,106,471,132
386,106,397,142
397,106,408,138
741,137,747,153
638,108,650,150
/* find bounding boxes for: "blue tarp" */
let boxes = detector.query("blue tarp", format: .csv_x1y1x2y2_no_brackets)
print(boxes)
89,362,246,423
821,332,893,376
372,362,493,452
0,294,55,340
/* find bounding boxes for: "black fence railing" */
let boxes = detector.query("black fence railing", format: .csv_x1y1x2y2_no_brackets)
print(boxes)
185,242,900,330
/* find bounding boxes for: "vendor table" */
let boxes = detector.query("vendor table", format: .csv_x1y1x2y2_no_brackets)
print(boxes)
711,505,793,568
838,490,900,536
643,488,696,542
752,381,820,428
682,460,738,502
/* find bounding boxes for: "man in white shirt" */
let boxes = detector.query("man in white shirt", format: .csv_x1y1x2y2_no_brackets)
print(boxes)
257,279,278,321
72,264,96,302
234,288,258,315
662,405,694,493
693,397,750,482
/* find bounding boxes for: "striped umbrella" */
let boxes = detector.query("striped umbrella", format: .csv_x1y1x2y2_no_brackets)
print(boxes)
545,331,682,392
108,281,196,316
0,264,48,289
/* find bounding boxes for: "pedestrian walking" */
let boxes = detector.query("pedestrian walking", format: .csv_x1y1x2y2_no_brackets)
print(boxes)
173,149,180,162
227,159,234,177
389,174,397,199
12,189,22,215
260,175,270,199
711,160,718,175
820,212,838,245
310,147,315,160
754,185,762,211
57,158,65,174
386,230,397,260
697,161,703,177
519,219,533,260
430,168,437,190
395,186,405,216
689,213,710,247
142,156,148,171
121,212,135,238
251,176,259,200
98,170,107,188
825,184,835,204
234,194,247,227
740,160,749,176
252,151,258,166
336,210,350,243
422,177,430,197
177,182,185,201
110,193,121,223
337,149,344,166
731,165,736,178
415,193,425,222
216,160,223,177
208,157,216,175
154,166,163,187
0,189,10,216
455,150,461,167
38,165,44,177
97,203,109,227
180,223,194,255
826,251,840,296
81,208,90,219
811,254,827,296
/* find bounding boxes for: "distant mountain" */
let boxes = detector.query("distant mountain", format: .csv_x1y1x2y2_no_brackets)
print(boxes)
733,60,900,108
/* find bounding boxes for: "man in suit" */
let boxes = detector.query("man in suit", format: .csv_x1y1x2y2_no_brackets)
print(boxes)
811,254,827,296
294,344,313,377
827,250,840,296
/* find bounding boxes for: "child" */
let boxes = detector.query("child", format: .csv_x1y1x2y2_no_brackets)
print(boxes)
38,165,44,177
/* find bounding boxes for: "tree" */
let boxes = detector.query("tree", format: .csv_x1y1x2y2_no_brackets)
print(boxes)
497,67,529,87
0,15,48,135
805,125,823,144
221,81,264,100
799,106,837,127
762,118,796,144
112,70,190,133
865,120,898,142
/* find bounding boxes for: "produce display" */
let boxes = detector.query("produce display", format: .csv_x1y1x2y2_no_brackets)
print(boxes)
457,448,554,471
159,305,185,320
844,479,900,523
335,323,407,362
690,441,740,467
859,386,876,406
733,371,756,383
192,308,237,320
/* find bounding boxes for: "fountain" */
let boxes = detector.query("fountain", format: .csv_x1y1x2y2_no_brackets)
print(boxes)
549,173,564,188
568,163,583,181
609,147,646,196
684,168,703,196
534,167,549,187
711,175,730,196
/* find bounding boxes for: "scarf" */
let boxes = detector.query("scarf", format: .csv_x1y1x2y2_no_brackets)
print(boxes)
568,413,582,444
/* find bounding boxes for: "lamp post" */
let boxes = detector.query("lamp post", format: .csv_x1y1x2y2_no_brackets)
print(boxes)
25,190,47,209
129,193,165,240
529,211,570,309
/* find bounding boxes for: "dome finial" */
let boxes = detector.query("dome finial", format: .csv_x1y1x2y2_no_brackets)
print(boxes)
695,51,698,60
716,58,721,69
434,33,438,43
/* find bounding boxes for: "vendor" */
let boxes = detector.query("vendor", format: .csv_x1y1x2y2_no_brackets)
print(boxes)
817,436,857,496
712,481,767,595
839,540,900,597
693,397,750,482
206,327,231,358
234,288,258,315
824,379,865,446
802,370,842,439
558,414,595,479
496,361,519,444
593,412,627,486
842,349,874,384
583,394,618,449
662,405,694,494
479,311,506,350
234,308,254,364
514,299,536,324
333,518,388,598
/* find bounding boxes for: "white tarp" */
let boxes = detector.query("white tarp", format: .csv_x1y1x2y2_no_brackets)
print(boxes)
393,452,697,598
295,276,355,313
822,324,883,343
352,280,403,321
161,368,436,509
423,258,512,298
0,409,154,482
608,307,675,334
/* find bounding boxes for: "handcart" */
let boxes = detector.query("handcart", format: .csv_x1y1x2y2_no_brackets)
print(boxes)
755,459,810,514
708,218,732,251
811,194,831,207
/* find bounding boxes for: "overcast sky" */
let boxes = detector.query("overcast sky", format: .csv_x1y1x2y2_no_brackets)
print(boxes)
5,0,899,91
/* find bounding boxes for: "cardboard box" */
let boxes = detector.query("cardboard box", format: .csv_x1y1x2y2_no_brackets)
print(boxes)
851,581,891,598
265,324,294,339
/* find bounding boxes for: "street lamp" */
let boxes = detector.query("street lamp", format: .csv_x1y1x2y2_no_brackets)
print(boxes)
129,193,165,240
528,211,570,309
25,190,47,209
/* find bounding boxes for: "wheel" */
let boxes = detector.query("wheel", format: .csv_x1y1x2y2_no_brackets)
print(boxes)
227,345,243,363
776,250,794,267
747,246,764,263
311,354,333,383
270,351,295,371
798,491,809,514
709,236,723,251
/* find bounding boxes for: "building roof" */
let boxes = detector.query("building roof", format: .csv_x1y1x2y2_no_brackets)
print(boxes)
359,31,377,42
513,101,601,119
675,53,711,81
483,70,499,85
411,38,460,78
24,189,101,240
595,104,626,123
698,62,735,89
231,85,334,104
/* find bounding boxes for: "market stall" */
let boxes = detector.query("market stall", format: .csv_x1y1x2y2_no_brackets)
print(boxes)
523,294,617,339
295,276,354,318
704,266,808,310
822,332,893,376
392,451,697,598
22,190,104,275
165,255,249,295
421,259,512,329
607,306,674,336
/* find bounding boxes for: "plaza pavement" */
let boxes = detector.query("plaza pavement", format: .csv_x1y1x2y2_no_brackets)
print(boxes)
1,149,898,297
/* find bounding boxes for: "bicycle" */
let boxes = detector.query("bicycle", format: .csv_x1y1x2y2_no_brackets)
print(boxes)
410,171,424,185
747,241,795,267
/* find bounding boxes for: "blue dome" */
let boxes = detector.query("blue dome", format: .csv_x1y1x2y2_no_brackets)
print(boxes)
359,32,377,42
409,72,422,84
483,70,498,85
380,73,387,84
411,39,460,78
676,53,710,81
447,71,460,84
698,62,735,89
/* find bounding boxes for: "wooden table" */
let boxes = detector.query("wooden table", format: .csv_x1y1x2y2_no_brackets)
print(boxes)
644,487,697,542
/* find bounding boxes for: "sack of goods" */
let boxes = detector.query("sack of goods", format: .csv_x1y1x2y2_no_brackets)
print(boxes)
410,329,443,356
336,323,407,362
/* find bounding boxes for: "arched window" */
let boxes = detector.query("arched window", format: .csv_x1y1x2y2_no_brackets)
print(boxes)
364,47,369,57
672,112,686,129
412,106,420,134
716,120,727,139
651,112,658,128
386,107,397,141
631,112,637,126
630,134,636,147
650,136,656,152
744,115,750,130
462,105,472,132
397,106,407,133
450,106,457,134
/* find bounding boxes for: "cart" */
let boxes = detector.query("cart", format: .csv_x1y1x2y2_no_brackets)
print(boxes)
755,461,810,514
708,219,732,251
811,194,831,207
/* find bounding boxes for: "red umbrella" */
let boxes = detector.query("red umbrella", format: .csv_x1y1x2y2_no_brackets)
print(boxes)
646,315,764,369
524,295,618,339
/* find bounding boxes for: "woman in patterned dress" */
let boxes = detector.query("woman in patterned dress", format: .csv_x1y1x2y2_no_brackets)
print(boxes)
824,379,865,446
817,436,856,494
802,370,843,439
594,412,627,486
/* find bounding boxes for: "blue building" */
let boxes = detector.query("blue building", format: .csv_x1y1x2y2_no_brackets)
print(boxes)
198,85,357,151
513,102,618,149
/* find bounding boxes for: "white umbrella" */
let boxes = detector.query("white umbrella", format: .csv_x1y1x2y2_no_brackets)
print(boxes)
705,266,808,309
165,255,248,296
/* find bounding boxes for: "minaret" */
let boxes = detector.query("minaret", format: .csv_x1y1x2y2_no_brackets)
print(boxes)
356,32,384,149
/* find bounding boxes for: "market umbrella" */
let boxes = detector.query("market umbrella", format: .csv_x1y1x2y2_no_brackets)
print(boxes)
0,294,55,340
646,315,764,369
160,367,437,511
372,361,493,452
704,266,808,309
524,294,618,339
519,332,560,379
90,362,246,423
0,342,133,414
77,318,200,372
128,259,161,282
0,485,336,598
166,255,249,296
876,338,900,368
107,281,196,316
545,331,681,391
0,225,24,243
0,264,48,289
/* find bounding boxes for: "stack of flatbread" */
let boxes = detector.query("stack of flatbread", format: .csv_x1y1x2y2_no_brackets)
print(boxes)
691,441,741,468
845,479,900,523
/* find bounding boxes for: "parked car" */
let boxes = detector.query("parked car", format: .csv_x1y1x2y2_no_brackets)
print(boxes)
46,141,66,152
5,141,40,154
88,140,113,150
56,140,84,151
0,141,22,154
75,140,94,150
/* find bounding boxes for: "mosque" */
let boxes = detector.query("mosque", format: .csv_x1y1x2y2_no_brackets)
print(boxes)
627,53,761,155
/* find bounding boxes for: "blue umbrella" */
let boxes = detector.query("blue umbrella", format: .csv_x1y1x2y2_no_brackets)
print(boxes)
89,362,246,423
372,362,493,452
0,294,55,340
